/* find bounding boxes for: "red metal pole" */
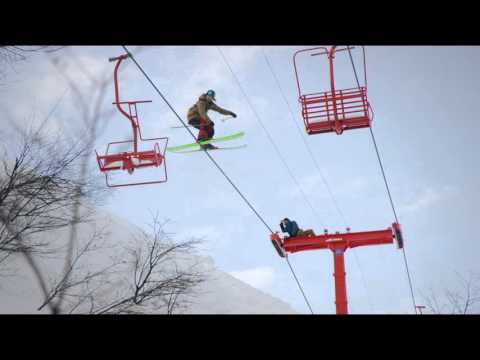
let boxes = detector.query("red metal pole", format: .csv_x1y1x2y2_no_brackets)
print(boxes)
328,46,341,134
328,46,337,96
332,247,348,314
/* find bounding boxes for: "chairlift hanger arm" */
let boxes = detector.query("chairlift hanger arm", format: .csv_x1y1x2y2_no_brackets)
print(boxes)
112,100,152,105
310,46,355,57
108,54,131,62
111,54,137,126
94,53,169,188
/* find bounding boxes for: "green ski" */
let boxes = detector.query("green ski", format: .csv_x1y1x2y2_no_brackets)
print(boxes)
170,144,247,153
167,131,245,152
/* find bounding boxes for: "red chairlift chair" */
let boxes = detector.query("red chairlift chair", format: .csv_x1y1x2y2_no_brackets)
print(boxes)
293,46,374,135
95,54,168,187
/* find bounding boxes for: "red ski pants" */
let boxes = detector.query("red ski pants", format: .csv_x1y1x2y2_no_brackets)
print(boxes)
188,117,214,141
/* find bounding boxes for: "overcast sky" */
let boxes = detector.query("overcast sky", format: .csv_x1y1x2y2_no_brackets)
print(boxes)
1,45,479,314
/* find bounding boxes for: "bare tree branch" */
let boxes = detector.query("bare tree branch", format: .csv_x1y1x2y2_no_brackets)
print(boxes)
422,271,480,314
92,217,205,315
0,129,97,258
1,47,206,315
0,46,65,85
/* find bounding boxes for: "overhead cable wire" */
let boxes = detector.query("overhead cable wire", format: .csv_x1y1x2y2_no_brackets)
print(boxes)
216,46,318,313
347,46,417,314
122,45,315,314
217,47,326,229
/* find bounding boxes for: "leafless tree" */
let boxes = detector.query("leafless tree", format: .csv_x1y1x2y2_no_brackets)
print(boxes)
103,220,203,314
47,49,116,312
0,46,64,84
35,216,205,314
1,46,205,314
0,129,99,259
0,46,113,313
0,123,108,313
34,220,116,313
421,271,480,314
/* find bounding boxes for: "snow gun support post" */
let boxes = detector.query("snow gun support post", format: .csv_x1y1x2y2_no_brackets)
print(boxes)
95,54,169,188
270,222,404,314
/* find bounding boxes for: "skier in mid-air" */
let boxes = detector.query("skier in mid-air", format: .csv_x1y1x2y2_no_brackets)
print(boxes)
187,89,237,150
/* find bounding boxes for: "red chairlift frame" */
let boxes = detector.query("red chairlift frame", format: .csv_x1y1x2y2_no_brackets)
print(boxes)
270,222,403,314
95,54,168,188
293,46,374,135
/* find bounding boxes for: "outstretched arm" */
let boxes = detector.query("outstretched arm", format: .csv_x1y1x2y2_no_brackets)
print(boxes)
210,102,236,117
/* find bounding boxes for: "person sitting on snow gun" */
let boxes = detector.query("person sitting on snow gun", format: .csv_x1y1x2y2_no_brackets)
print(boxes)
280,218,316,238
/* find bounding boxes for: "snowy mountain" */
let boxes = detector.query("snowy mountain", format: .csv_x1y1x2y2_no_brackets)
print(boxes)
0,206,296,314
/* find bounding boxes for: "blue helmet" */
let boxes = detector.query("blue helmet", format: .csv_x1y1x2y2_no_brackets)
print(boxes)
206,89,216,100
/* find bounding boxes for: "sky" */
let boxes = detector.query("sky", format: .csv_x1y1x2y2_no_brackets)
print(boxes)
1,45,479,314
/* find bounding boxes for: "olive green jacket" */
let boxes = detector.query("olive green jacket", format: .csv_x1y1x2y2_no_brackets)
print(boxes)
187,94,232,123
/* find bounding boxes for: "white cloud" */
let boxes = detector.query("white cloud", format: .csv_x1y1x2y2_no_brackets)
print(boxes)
219,46,262,69
399,186,458,215
285,172,356,201
229,266,276,290
287,173,326,198
0,48,114,139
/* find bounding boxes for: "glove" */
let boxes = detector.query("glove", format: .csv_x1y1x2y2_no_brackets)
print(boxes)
229,112,237,118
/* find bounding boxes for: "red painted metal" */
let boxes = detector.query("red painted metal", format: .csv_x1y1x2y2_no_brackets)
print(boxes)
95,54,168,188
270,223,403,314
270,233,286,258
333,248,348,314
292,46,372,135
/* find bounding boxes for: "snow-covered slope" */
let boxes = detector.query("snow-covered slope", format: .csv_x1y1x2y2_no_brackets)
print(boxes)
182,259,295,314
0,207,296,314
